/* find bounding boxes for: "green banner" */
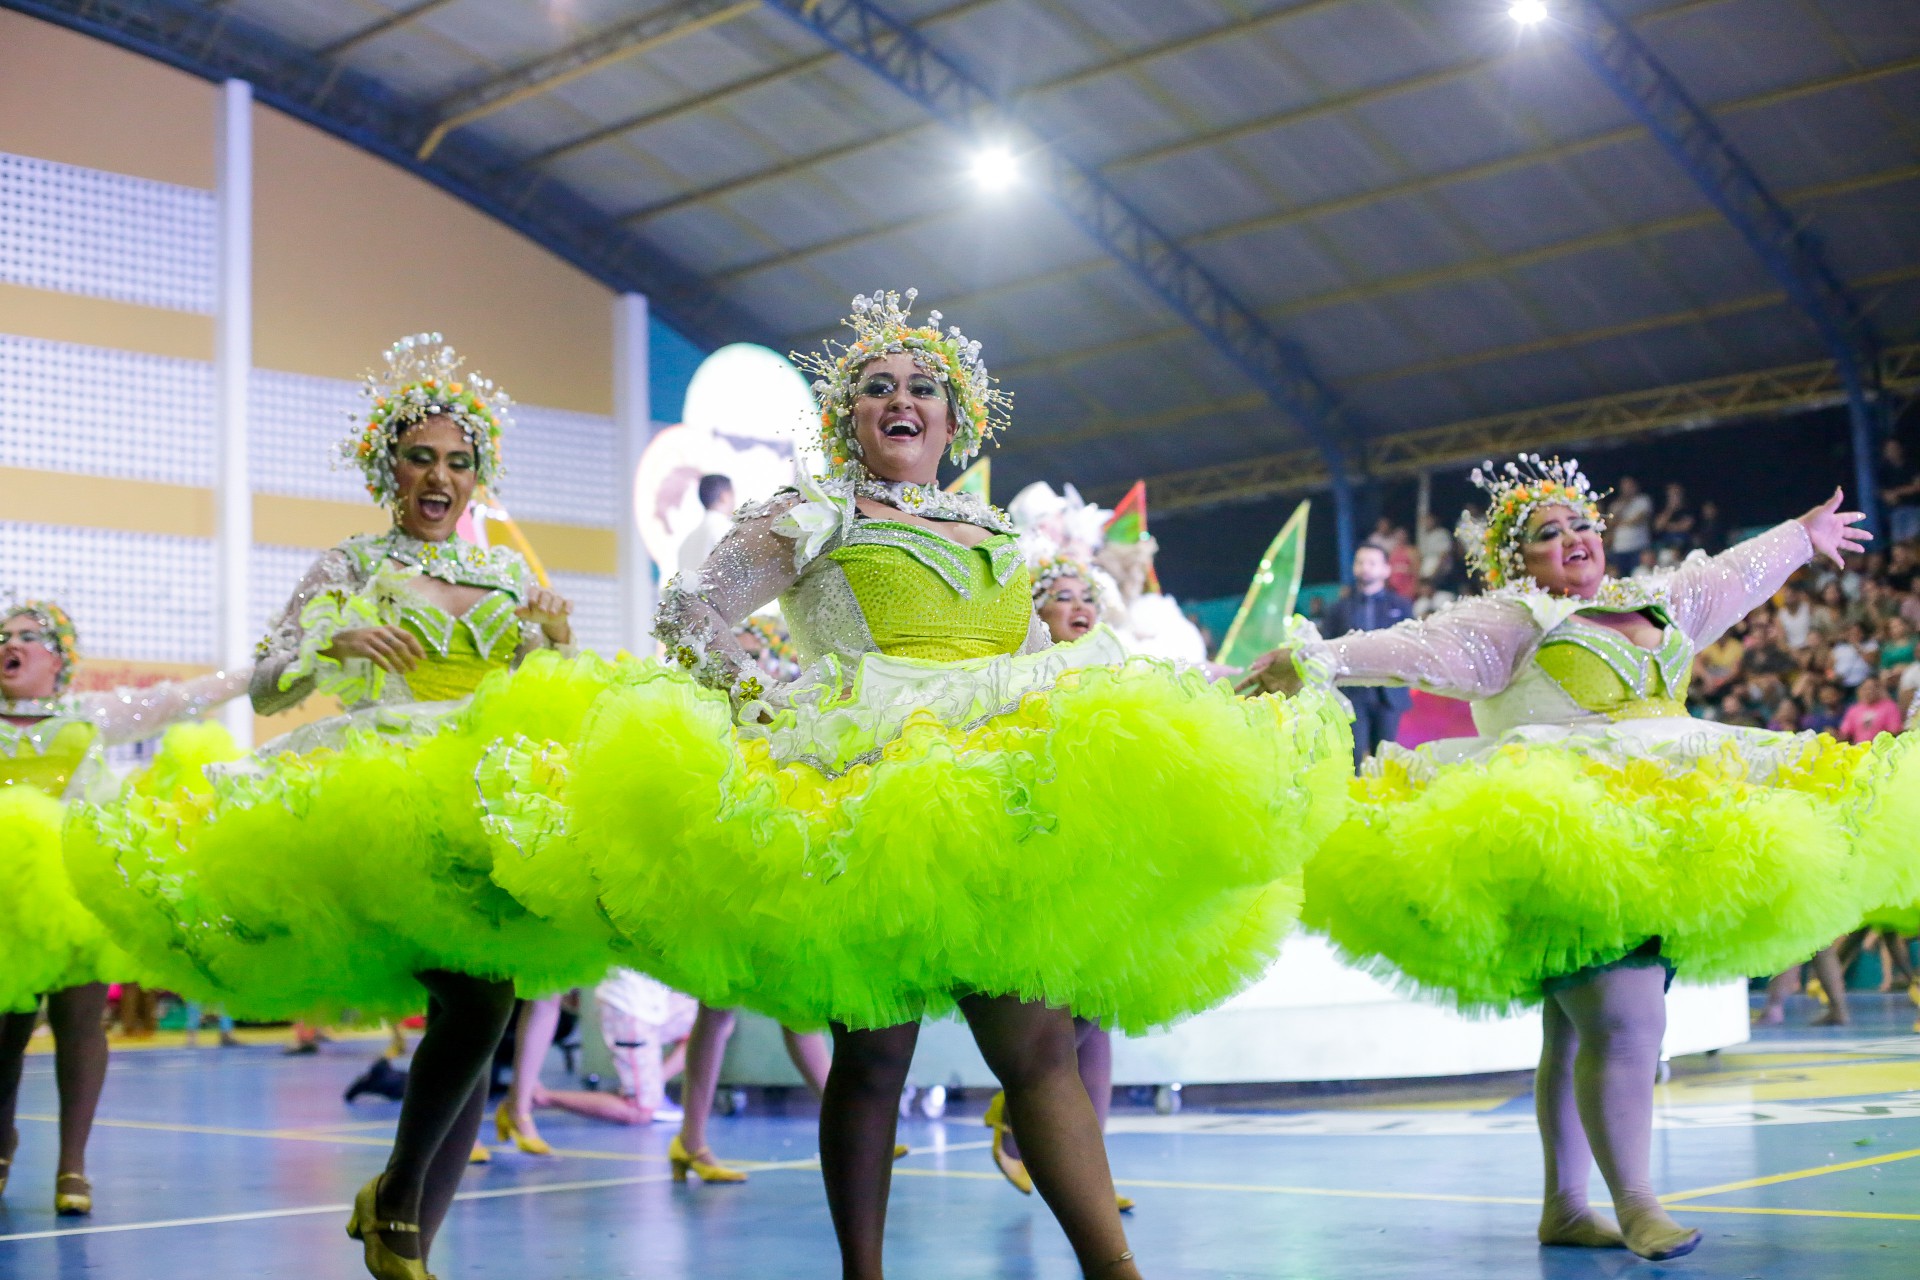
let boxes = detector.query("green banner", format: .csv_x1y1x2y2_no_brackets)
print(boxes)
1214,500,1310,669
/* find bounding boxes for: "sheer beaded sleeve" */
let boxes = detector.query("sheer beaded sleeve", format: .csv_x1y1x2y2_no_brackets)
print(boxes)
1662,521,1811,649
654,494,805,702
250,549,362,717
76,669,251,745
1019,613,1053,656
1299,595,1539,699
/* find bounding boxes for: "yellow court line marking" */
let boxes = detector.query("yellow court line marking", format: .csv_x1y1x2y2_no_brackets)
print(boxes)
0,1173,678,1244
896,1166,1920,1224
1662,1146,1920,1203
1680,1204,1920,1222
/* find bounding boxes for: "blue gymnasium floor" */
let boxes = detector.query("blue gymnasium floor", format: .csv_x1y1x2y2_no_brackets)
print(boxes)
4,996,1919,1279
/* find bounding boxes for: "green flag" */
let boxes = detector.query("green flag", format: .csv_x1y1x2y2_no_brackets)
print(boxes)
945,458,991,503
1215,500,1310,669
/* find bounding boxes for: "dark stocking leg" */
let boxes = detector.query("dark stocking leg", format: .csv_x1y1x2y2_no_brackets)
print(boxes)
45,984,109,1178
1006,1016,1113,1163
375,972,515,1263
960,997,1139,1278
1554,965,1700,1261
0,1005,37,1184
419,1077,490,1256
1534,996,1623,1247
820,1021,919,1280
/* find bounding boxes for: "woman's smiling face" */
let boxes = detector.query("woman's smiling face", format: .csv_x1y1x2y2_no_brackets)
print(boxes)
1036,575,1099,643
390,414,477,541
849,352,956,484
1519,503,1606,597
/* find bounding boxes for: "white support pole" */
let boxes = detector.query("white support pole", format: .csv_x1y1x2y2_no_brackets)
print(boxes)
214,79,254,746
613,292,655,654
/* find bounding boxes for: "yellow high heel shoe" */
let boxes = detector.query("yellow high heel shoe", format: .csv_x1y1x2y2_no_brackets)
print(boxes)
494,1101,552,1156
467,1142,491,1165
668,1135,747,1184
982,1092,1033,1195
54,1172,92,1216
1116,1194,1136,1213
345,1175,434,1280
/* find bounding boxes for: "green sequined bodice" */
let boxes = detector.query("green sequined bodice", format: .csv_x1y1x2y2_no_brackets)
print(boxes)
0,719,99,799
826,522,1032,661
1534,612,1693,721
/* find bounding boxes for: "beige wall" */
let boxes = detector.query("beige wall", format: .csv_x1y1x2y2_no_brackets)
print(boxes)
0,9,614,412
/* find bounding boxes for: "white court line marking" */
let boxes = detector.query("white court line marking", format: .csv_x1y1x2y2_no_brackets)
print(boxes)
0,1121,998,1243
0,1173,681,1244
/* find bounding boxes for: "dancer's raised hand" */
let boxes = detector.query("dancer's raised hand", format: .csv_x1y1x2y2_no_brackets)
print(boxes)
1796,488,1871,568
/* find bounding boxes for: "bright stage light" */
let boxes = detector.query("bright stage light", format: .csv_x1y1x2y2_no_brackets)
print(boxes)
1509,0,1549,23
970,144,1020,192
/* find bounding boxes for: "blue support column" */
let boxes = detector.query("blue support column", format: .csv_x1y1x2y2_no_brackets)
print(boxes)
1561,0,1886,530
762,0,1362,572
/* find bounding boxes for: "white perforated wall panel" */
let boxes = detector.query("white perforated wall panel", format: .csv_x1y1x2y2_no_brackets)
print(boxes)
0,523,214,665
250,368,366,502
505,405,618,528
0,335,214,486
251,543,323,635
548,571,620,657
0,151,214,313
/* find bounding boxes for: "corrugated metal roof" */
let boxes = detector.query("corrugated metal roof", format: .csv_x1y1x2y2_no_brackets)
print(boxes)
57,0,1920,499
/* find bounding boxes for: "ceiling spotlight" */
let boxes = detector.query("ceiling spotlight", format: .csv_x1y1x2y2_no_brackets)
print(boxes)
970,144,1020,193
1509,0,1549,23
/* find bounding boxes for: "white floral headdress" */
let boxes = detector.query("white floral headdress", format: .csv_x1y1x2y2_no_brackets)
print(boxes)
343,333,513,506
1030,554,1101,603
1459,453,1607,589
793,289,1009,478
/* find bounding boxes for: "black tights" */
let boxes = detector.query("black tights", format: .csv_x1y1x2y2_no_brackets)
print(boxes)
0,983,110,1181
374,971,516,1262
820,996,1139,1279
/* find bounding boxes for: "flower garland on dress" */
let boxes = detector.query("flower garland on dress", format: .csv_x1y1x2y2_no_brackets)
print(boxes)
342,333,513,507
793,289,1010,479
1459,454,1607,590
2,599,79,694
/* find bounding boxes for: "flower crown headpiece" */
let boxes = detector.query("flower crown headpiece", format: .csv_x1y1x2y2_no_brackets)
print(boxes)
793,289,1009,479
1459,453,1607,589
1030,555,1101,602
343,333,512,506
4,599,79,693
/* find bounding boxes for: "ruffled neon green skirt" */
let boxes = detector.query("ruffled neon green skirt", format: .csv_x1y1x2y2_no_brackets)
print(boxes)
0,786,121,1012
0,723,243,1012
1303,722,1920,1013
65,653,628,1022
480,652,1352,1034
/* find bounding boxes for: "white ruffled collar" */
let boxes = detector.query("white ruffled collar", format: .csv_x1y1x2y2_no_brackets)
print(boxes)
765,466,1014,571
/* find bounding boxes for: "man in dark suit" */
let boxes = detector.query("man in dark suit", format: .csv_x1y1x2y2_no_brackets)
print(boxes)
1322,542,1414,769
